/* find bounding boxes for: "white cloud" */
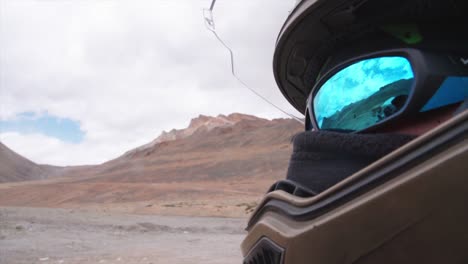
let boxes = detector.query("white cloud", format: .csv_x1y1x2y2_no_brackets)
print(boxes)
0,0,298,166
0,132,124,165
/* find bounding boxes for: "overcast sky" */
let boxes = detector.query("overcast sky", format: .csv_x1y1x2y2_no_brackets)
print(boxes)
0,0,299,166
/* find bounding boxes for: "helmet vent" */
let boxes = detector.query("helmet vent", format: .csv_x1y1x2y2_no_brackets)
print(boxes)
243,238,284,264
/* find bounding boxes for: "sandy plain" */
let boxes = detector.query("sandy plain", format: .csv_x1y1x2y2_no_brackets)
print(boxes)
0,206,247,264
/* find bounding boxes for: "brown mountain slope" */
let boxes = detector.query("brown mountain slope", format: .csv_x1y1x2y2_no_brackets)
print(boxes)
0,142,54,182
84,114,300,183
0,113,303,217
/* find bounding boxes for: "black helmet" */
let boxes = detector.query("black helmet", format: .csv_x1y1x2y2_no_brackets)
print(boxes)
274,0,468,127
242,1,468,263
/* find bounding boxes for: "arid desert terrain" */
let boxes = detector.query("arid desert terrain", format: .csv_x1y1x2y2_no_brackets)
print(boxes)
0,207,246,264
0,114,302,263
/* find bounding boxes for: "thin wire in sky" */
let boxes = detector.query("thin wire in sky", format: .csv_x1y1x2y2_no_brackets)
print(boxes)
203,0,304,124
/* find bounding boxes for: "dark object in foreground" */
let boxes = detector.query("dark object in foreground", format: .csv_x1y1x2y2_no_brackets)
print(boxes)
243,105,468,264
285,131,415,194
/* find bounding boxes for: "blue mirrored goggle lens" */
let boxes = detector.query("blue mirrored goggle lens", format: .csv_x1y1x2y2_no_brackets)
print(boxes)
313,56,414,131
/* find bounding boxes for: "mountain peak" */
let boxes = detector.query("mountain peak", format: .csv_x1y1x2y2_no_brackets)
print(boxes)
125,113,268,155
187,113,264,130
188,114,228,130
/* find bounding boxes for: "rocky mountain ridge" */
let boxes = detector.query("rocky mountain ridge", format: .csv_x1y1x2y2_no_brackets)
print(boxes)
0,113,302,183
125,113,265,156
0,113,303,217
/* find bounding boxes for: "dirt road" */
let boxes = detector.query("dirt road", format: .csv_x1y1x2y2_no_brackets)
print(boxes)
0,207,247,264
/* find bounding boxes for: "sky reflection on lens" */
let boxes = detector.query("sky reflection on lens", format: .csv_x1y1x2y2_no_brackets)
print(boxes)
314,56,414,128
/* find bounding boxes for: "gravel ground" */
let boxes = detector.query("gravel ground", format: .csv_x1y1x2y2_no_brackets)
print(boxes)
0,207,247,264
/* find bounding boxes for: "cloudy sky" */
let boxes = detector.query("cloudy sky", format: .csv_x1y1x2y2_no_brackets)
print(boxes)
0,0,300,166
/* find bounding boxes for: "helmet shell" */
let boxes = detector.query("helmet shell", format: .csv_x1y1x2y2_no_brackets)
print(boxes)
274,0,468,114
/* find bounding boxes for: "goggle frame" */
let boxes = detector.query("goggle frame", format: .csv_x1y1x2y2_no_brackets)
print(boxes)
306,48,468,133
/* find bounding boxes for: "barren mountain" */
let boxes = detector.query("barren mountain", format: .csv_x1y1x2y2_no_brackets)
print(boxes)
0,142,56,183
0,113,302,217
126,113,262,155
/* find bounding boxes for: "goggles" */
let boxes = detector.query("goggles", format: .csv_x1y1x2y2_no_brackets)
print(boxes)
306,48,468,132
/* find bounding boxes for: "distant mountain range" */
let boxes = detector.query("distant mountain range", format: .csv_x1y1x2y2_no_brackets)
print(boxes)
0,113,303,217
1,113,302,183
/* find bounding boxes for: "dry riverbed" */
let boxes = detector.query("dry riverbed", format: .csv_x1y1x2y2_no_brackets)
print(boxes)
0,207,247,264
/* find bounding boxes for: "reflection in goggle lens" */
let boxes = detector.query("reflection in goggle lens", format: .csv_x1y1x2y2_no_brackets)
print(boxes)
313,56,414,131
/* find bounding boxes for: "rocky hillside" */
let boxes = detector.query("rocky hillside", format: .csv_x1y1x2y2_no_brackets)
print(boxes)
0,113,303,217
0,142,54,183
125,113,262,156
83,113,300,183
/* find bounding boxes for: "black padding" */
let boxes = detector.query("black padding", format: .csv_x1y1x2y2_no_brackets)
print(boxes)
454,99,468,116
286,131,415,193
